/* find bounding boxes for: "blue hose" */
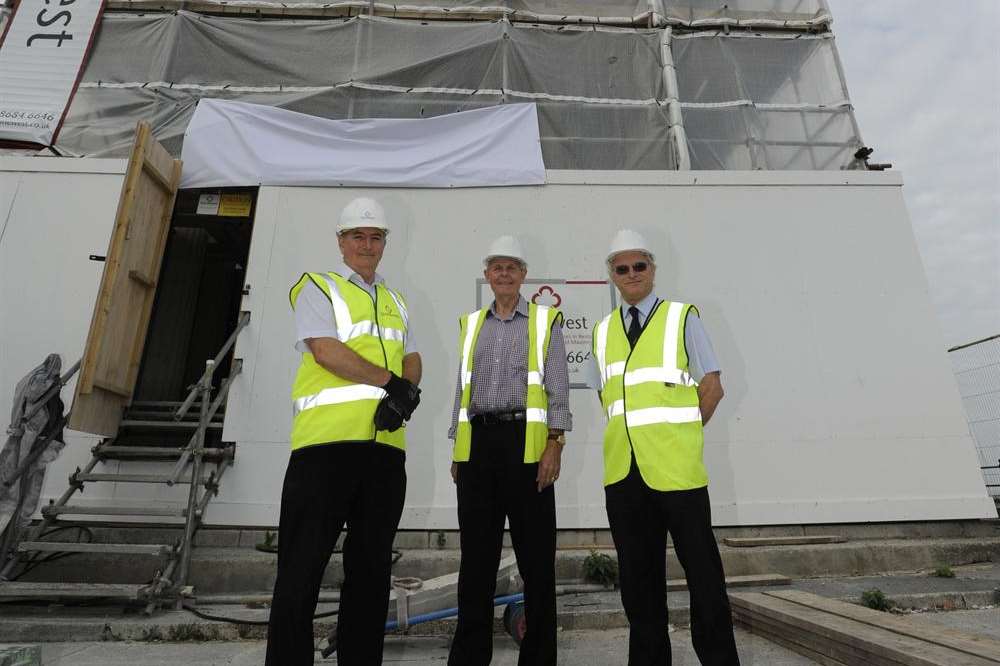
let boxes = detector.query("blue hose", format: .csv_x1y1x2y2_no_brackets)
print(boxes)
385,593,524,632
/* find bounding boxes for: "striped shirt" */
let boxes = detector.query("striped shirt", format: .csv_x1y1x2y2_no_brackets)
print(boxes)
448,296,572,439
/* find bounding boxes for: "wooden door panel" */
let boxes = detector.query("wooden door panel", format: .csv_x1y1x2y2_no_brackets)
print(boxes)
68,121,181,437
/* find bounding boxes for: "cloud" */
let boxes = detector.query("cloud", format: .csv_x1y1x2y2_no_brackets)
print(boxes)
831,0,1000,347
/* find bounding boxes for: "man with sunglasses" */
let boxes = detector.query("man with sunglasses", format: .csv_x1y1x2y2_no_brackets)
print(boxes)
587,229,739,666
446,235,571,666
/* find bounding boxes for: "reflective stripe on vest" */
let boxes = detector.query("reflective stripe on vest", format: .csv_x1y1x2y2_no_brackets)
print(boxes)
453,303,560,464
592,300,706,491
288,271,408,451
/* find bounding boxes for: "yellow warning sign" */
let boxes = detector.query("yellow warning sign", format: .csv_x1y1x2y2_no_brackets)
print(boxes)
219,193,253,217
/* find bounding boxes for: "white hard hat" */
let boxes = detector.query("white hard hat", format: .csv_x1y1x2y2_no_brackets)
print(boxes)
607,229,655,264
337,197,388,234
484,235,527,267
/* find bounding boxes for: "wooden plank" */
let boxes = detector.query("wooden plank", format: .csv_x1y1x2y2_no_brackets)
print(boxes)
123,156,181,396
91,378,133,398
730,592,995,666
141,156,173,192
723,536,847,547
0,582,147,600
68,121,181,436
767,589,1000,663
733,606,904,666
76,121,149,396
127,269,156,288
740,622,852,666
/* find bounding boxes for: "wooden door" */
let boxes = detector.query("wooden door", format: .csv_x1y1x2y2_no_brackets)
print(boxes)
68,121,181,437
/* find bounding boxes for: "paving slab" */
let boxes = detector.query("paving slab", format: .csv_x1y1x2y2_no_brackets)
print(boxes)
38,628,815,665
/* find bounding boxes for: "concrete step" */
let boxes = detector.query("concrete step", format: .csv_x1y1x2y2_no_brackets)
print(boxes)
14,537,1000,596
30,520,999,551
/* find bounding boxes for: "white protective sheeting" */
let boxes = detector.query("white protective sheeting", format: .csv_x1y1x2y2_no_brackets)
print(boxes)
179,99,545,188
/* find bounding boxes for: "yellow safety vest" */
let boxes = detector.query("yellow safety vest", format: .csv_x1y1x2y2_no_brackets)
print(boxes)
288,271,409,451
453,303,561,464
592,301,706,490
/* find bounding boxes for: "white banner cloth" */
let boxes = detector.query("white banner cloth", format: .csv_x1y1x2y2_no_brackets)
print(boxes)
180,99,546,189
0,0,106,145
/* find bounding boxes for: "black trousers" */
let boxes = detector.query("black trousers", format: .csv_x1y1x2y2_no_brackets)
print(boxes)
605,461,739,666
265,442,406,666
448,421,557,666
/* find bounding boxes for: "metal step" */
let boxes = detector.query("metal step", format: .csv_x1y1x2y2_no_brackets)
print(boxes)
94,446,233,461
17,541,174,556
123,412,225,422
42,505,188,518
76,473,209,485
0,581,150,601
120,420,223,429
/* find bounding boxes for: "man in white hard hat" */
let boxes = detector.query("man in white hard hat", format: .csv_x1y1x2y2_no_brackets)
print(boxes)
267,197,422,666
446,235,571,666
587,229,739,666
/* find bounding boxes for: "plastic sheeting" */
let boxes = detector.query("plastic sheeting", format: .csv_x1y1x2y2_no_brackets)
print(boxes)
34,11,859,170
91,1,832,28
180,100,546,188
673,32,861,170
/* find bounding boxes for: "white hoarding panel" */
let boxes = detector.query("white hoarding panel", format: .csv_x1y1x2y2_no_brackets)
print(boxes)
7,163,990,527
0,0,105,146
0,159,125,510
218,172,994,528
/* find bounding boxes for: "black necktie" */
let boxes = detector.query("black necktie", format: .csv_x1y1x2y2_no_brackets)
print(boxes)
627,306,642,348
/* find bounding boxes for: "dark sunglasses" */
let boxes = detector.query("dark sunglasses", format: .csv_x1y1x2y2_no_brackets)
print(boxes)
613,262,649,276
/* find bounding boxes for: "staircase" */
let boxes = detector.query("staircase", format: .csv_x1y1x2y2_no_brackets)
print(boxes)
0,346,243,612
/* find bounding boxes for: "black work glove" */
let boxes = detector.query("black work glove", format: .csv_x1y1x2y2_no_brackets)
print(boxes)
374,396,406,432
381,373,421,419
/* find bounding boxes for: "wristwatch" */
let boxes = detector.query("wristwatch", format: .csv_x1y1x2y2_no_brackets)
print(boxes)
547,432,566,446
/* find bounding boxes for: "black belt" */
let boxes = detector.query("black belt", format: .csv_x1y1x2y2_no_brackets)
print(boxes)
470,411,526,427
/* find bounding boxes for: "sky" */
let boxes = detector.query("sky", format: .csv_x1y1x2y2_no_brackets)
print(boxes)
831,0,1000,349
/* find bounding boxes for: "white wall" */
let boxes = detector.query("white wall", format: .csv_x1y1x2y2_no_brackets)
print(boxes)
2,161,992,527
220,171,995,527
0,159,137,512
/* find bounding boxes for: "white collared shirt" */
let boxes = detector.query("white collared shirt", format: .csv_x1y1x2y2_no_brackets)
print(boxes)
293,261,416,354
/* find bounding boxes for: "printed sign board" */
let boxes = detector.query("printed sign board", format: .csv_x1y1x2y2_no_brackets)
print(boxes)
0,0,106,146
476,279,617,388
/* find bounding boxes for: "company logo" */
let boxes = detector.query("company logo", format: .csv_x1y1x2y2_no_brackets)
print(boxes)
361,209,376,220
531,285,562,307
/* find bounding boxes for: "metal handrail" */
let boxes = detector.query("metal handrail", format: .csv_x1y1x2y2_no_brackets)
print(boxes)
170,313,250,598
166,360,243,485
174,312,250,421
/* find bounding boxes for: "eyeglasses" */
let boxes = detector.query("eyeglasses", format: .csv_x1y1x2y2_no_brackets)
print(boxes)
613,262,649,276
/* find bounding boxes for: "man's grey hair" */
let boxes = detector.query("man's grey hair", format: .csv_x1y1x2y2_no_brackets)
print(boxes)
607,251,655,273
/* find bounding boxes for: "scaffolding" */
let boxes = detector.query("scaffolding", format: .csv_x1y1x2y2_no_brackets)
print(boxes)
949,334,1000,498
1,0,865,170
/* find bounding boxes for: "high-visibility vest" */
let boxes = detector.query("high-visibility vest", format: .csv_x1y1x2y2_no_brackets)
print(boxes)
592,300,706,490
288,271,409,451
453,303,562,464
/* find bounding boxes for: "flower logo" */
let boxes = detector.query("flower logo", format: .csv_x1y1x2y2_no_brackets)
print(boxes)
531,285,562,307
